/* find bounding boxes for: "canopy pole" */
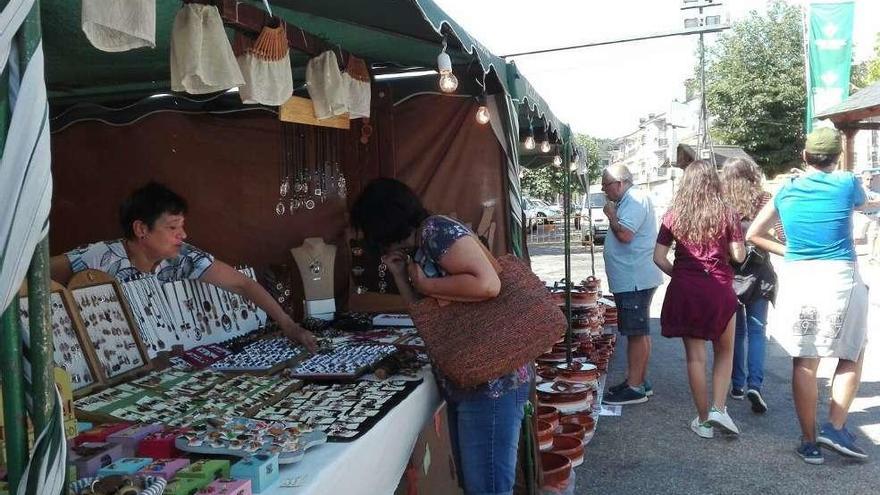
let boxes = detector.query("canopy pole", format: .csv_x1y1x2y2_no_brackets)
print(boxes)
17,0,54,436
1,304,28,494
563,141,573,366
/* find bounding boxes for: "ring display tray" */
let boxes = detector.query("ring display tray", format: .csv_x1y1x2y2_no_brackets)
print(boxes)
68,270,151,385
254,378,422,442
289,344,398,380
210,337,307,373
174,417,326,464
18,281,103,396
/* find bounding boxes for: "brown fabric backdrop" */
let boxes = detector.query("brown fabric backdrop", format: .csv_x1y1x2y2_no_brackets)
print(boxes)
49,94,509,314
393,94,509,255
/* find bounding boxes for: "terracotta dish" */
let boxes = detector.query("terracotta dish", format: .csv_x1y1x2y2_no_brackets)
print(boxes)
540,452,572,489
550,434,584,467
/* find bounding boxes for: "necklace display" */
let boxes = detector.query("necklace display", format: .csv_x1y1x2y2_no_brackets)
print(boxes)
119,267,266,358
18,292,95,390
290,344,397,379
277,123,347,215
72,284,144,378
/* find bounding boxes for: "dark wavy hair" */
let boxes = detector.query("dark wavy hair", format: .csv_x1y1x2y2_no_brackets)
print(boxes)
119,182,187,239
350,178,430,253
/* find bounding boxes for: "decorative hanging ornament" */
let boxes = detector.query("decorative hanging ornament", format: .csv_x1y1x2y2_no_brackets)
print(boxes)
476,105,490,125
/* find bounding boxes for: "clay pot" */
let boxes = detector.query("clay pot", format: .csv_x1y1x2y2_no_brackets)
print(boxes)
537,419,555,451
556,422,587,442
536,365,559,381
540,452,572,489
537,406,560,429
550,434,585,467
536,351,568,365
537,381,592,403
582,275,601,291
555,362,600,384
561,413,596,432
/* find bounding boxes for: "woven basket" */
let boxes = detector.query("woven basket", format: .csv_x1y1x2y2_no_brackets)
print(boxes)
409,254,566,388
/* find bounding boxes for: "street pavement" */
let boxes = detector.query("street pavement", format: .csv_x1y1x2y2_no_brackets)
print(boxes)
529,242,880,495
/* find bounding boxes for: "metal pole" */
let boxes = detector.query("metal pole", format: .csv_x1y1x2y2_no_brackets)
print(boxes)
1,304,28,494
17,0,53,436
27,241,53,432
563,141,573,365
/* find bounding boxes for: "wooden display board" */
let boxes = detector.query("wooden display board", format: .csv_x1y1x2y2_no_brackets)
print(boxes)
17,281,104,398
68,270,152,386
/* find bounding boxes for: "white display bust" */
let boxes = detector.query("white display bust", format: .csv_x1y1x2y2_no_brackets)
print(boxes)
291,237,336,302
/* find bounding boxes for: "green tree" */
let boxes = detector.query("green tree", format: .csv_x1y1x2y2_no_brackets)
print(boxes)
851,33,880,89
703,0,806,174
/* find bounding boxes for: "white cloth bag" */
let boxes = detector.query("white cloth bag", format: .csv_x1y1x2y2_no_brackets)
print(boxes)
306,51,348,119
343,73,371,119
238,52,293,106
170,4,244,95
82,0,155,52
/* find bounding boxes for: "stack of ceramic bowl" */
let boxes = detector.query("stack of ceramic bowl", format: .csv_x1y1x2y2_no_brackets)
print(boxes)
601,294,617,326
561,412,596,444
541,452,573,493
554,361,600,388
589,334,616,372
536,381,594,414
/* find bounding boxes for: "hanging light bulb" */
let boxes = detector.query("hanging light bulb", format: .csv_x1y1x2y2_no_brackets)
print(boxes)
569,162,579,172
524,135,536,150
553,155,563,166
439,72,459,93
540,140,551,153
570,151,580,170
476,105,490,125
437,39,458,93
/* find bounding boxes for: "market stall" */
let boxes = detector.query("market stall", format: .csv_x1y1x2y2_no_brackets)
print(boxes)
1,1,594,495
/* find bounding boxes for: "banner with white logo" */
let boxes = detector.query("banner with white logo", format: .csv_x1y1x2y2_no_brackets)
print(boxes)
806,1,855,132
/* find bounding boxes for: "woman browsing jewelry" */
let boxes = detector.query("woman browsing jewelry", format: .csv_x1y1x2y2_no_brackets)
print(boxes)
49,182,318,352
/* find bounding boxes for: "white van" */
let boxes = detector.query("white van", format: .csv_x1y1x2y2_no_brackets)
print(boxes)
581,187,608,242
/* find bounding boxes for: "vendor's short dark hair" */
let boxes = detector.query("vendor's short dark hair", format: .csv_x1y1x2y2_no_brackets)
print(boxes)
804,151,839,169
119,182,188,239
350,178,430,252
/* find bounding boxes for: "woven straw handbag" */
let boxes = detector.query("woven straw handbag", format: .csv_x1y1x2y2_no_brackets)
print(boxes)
409,252,567,388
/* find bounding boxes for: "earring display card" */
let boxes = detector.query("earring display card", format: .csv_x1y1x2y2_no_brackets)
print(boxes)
211,338,306,373
18,289,100,393
175,416,326,465
289,344,398,380
72,283,146,379
254,379,423,442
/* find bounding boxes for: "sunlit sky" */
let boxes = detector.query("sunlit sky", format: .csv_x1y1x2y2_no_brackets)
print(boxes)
433,0,880,139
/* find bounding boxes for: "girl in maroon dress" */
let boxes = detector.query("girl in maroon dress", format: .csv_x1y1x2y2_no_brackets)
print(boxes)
653,160,746,438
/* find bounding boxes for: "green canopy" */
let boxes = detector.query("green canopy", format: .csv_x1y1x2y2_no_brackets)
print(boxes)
43,0,566,138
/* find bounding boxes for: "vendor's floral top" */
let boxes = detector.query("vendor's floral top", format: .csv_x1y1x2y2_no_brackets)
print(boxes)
66,239,214,283
416,215,533,401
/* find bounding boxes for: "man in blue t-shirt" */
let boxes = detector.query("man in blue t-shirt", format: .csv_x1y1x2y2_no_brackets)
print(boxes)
601,164,664,406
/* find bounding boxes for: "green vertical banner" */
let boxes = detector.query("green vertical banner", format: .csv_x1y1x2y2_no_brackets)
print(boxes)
806,1,855,132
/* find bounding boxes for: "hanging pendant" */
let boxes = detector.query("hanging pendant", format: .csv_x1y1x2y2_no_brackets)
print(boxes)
305,199,316,210
280,179,290,197
275,201,286,216
309,260,323,281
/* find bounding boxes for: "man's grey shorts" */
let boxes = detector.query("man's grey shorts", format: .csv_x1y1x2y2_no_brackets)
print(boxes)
614,287,657,336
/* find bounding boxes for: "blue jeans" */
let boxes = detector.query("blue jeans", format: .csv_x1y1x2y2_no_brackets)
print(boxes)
446,382,529,495
732,297,770,391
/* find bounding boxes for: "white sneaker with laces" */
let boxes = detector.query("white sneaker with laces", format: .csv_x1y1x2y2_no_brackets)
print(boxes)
690,417,714,439
707,407,740,435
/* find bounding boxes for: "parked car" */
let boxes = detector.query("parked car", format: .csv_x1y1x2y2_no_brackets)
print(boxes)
581,193,608,242
523,197,561,224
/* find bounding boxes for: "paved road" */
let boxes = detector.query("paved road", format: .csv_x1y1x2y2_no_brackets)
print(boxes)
530,244,880,495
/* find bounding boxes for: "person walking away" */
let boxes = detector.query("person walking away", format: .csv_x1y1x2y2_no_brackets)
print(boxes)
350,178,531,495
653,160,746,439
721,158,778,413
747,127,880,464
600,164,664,405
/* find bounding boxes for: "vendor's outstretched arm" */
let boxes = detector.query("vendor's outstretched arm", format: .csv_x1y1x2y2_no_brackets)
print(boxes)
200,260,318,352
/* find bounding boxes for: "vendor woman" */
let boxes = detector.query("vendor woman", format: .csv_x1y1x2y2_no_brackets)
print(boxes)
50,181,318,352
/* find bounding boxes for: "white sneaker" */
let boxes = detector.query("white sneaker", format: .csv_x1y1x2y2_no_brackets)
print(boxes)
707,407,740,435
690,417,714,439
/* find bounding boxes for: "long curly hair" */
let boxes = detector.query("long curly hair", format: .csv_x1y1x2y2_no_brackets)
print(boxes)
668,160,727,244
721,158,764,221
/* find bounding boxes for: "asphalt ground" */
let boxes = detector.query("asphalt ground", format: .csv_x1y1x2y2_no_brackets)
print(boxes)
529,242,880,495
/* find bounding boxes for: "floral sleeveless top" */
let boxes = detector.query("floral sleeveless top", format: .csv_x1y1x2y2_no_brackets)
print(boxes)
416,215,533,401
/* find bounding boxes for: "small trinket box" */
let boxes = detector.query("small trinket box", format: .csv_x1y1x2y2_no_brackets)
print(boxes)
176,459,231,484
74,422,132,446
106,423,163,457
138,457,190,479
136,428,189,459
96,457,153,477
164,476,206,495
198,478,252,495
231,453,279,493
68,441,124,478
